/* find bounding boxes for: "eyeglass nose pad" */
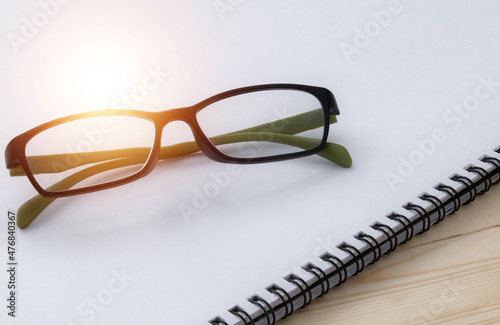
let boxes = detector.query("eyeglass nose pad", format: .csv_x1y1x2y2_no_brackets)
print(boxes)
155,119,225,164
160,121,198,148
156,120,212,161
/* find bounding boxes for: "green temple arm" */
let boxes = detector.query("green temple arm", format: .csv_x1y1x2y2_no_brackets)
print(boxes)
10,109,343,176
17,157,143,229
15,134,351,229
12,109,352,228
16,136,351,228
18,132,349,176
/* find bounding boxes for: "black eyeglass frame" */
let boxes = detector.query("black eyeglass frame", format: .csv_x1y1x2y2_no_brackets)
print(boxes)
5,84,339,198
195,83,339,163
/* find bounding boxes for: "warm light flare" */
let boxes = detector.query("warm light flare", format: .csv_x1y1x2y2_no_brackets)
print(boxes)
81,59,122,100
37,39,144,112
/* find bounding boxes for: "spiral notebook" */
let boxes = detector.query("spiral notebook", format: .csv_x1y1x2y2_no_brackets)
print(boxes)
1,1,500,325
208,147,500,324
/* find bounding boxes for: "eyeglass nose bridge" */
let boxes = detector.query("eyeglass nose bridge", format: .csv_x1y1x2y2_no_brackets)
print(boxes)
148,107,223,166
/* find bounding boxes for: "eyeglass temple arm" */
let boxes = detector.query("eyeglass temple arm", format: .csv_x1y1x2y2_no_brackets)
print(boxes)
13,109,352,228
15,133,351,229
16,156,146,229
10,109,350,177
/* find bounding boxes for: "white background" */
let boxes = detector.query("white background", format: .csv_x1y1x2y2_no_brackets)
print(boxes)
1,1,500,324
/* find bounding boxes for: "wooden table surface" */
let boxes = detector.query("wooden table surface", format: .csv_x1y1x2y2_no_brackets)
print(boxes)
279,183,500,325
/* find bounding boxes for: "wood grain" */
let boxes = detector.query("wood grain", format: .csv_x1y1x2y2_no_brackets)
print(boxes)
279,184,500,325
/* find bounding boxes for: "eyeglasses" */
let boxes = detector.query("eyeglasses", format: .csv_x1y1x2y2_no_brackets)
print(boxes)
5,84,352,228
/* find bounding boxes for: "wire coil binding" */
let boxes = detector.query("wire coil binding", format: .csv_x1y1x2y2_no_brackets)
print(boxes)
450,174,477,204
480,156,500,185
435,183,461,214
387,213,414,244
403,202,431,234
228,306,253,325
420,193,446,223
372,222,398,254
466,165,492,194
320,252,347,286
248,295,276,325
266,284,293,319
209,317,229,325
355,232,382,264
284,274,313,308
338,243,364,275
303,263,329,297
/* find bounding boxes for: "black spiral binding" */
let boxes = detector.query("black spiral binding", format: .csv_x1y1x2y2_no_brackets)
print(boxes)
228,306,254,325
209,317,229,325
372,223,398,254
355,232,382,264
320,252,347,286
266,284,293,318
387,213,414,244
248,295,275,325
420,193,446,223
466,165,492,194
338,243,364,275
451,174,477,205
303,263,329,297
403,202,432,234
435,184,461,214
211,147,500,325
284,274,313,308
480,156,500,185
